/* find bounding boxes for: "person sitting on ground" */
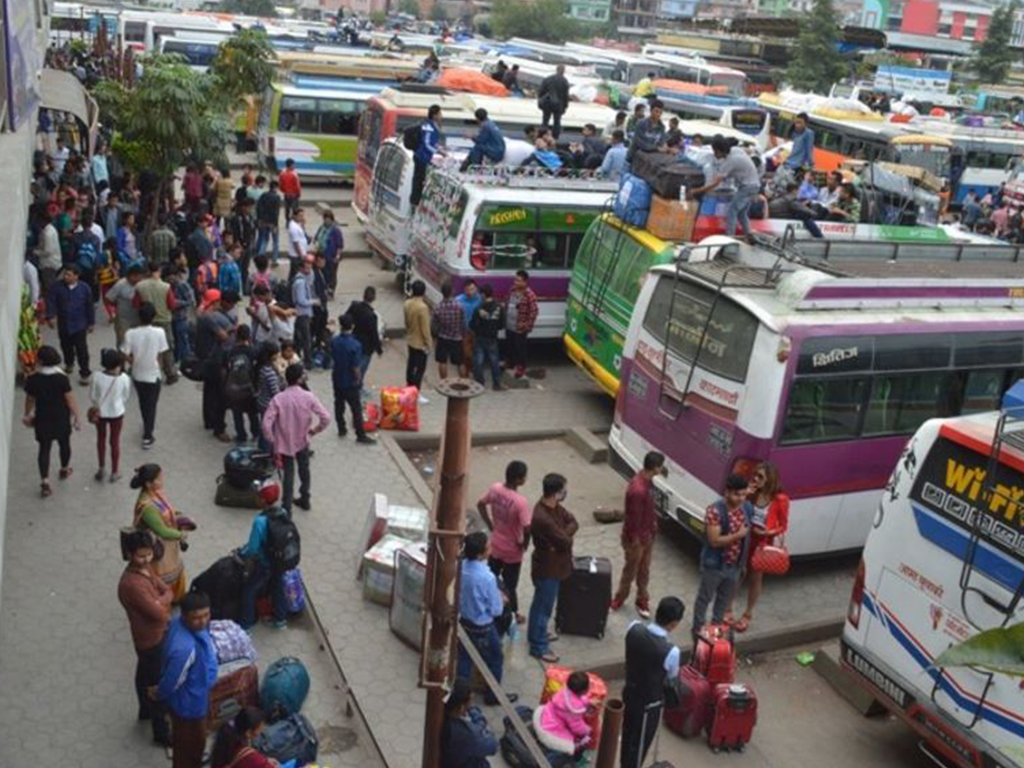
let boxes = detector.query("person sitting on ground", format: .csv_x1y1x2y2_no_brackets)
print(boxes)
441,678,499,768
534,670,592,758
210,706,275,768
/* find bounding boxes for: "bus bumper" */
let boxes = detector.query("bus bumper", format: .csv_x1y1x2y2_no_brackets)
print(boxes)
563,333,619,399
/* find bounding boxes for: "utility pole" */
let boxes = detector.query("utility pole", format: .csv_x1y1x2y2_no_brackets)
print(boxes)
420,378,484,768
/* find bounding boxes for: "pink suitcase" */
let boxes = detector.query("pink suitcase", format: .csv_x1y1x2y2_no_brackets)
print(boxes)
707,683,757,752
664,664,713,738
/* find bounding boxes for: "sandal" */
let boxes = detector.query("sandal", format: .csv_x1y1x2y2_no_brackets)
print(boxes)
734,612,752,633
40,481,52,498
59,467,73,480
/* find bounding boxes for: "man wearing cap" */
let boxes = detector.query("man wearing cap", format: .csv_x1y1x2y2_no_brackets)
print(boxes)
292,254,319,369
239,479,290,630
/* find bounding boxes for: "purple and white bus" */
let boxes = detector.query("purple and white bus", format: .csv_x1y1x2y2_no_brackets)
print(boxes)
611,235,1024,556
407,166,618,338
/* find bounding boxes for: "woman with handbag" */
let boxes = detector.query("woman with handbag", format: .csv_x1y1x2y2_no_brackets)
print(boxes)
733,462,790,633
131,463,190,603
90,348,132,482
23,345,81,498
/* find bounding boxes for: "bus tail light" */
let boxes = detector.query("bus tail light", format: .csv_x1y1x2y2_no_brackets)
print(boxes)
848,559,866,629
730,458,759,479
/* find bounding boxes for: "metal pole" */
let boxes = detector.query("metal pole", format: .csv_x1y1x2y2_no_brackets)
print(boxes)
595,698,624,768
421,378,484,768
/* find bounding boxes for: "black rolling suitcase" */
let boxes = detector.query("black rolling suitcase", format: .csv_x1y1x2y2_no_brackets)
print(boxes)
215,474,262,508
630,152,705,200
224,446,274,490
555,556,612,639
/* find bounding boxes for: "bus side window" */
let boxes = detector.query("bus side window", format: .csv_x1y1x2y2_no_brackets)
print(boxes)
862,372,952,436
960,369,1006,414
781,377,867,444
319,100,360,136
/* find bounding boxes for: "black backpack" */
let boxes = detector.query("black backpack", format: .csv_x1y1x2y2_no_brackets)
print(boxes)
403,122,422,152
223,348,254,405
265,507,301,573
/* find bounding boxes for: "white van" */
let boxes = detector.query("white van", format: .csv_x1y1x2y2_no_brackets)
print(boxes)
365,138,417,272
842,383,1024,767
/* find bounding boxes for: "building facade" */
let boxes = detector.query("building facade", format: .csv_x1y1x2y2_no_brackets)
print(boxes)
569,0,613,21
614,0,698,27
862,0,1024,46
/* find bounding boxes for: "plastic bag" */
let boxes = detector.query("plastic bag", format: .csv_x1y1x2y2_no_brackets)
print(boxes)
363,402,380,433
379,386,420,432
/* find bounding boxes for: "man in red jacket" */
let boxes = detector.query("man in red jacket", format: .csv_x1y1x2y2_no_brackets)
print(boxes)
611,451,667,619
505,269,538,379
278,159,302,221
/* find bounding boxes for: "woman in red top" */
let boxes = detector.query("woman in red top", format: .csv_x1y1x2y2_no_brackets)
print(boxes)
733,462,789,633
210,707,276,768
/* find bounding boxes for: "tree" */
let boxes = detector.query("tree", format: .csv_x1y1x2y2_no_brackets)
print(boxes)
220,0,278,16
972,1,1018,84
490,0,583,44
208,28,275,109
785,0,847,94
370,10,387,26
430,3,449,21
399,0,422,17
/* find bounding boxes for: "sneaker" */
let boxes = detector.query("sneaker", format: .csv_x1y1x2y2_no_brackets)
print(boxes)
636,603,651,620
78,376,91,386
356,435,376,445
214,432,231,443
417,394,430,405
94,469,105,482
64,365,74,375
110,473,121,483
293,497,311,511
142,438,155,449
269,619,287,629
338,430,348,438
610,597,624,611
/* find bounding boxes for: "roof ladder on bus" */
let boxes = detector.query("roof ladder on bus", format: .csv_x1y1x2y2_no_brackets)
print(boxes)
586,209,631,322
578,196,619,314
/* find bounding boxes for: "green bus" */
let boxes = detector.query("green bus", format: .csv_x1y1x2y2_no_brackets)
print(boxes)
564,214,676,398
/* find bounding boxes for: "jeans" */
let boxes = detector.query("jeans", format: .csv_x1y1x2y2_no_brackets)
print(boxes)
411,159,428,207
284,195,300,221
96,416,123,474
294,314,313,367
541,107,563,138
456,620,504,688
528,575,560,656
172,317,191,364
231,403,259,443
256,225,280,262
281,448,311,512
691,565,741,634
488,557,522,617
505,331,528,375
406,347,428,389
464,145,504,169
59,328,90,377
134,380,161,441
474,338,502,388
240,559,286,628
359,350,372,380
333,386,366,437
135,641,170,746
37,433,72,479
726,184,760,239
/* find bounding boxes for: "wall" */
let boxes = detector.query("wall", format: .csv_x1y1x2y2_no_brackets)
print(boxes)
901,0,940,34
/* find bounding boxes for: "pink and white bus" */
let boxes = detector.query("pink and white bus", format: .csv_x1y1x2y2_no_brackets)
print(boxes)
611,235,1024,556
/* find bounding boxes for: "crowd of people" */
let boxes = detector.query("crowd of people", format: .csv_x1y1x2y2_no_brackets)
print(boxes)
443,454,790,768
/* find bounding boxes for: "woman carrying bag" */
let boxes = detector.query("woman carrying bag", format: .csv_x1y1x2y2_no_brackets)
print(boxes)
131,463,194,603
732,462,790,633
89,348,132,482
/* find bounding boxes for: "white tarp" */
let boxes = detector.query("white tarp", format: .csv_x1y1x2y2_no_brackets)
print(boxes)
39,68,99,157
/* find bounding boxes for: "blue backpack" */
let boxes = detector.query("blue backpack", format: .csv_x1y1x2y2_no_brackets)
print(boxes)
261,657,310,721
613,173,652,228
253,713,318,766
75,233,101,272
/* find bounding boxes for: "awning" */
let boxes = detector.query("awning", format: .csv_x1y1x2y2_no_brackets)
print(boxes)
40,68,99,157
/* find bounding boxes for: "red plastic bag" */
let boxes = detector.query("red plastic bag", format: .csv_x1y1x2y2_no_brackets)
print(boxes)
379,386,420,432
363,402,380,433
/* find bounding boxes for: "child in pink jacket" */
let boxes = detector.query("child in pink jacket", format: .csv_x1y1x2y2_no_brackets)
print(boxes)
533,671,592,756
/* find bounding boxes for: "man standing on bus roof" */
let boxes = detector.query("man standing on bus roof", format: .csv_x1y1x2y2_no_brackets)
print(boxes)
278,158,302,222
692,474,751,635
689,137,761,242
505,270,538,381
783,112,815,173
538,64,571,139
612,451,667,620
411,104,445,208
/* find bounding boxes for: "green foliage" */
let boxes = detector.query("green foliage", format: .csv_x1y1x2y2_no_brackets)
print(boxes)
208,28,275,108
220,0,278,16
971,1,1018,84
399,0,422,17
430,3,449,21
785,0,847,94
370,10,387,25
934,621,1024,676
490,0,584,44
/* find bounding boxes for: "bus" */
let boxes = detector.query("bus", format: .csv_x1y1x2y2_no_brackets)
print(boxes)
407,166,618,339
257,83,367,178
842,398,1024,767
656,90,771,151
364,139,418,273
159,35,223,72
353,88,615,221
118,11,235,53
50,2,118,47
641,47,748,97
609,236,1024,556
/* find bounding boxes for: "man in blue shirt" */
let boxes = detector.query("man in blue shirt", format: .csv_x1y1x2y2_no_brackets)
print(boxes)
46,265,95,383
461,109,506,172
456,531,518,705
240,479,290,629
156,591,218,768
599,130,628,180
412,104,445,207
292,255,319,368
456,280,482,378
784,112,815,174
330,315,374,444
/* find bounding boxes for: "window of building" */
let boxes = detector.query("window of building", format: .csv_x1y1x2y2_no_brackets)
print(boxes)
937,22,952,35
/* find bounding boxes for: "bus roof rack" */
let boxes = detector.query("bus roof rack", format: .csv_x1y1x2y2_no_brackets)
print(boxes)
432,163,621,192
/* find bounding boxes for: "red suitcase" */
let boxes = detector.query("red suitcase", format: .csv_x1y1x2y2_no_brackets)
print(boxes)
207,662,259,730
707,683,757,752
692,623,736,686
664,665,713,739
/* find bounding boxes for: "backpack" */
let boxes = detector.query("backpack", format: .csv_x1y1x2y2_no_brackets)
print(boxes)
260,657,311,720
403,122,422,151
265,507,301,573
75,233,100,272
253,712,318,764
223,348,254,405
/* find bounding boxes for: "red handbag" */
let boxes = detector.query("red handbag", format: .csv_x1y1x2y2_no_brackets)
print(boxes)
751,538,790,576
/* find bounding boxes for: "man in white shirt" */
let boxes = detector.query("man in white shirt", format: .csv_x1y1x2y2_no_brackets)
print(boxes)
287,207,310,282
37,213,63,291
23,259,40,306
121,302,169,449
50,136,70,178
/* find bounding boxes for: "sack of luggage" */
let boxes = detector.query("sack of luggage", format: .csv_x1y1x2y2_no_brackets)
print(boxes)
261,657,311,721
206,661,259,731
379,386,420,431
693,623,736,686
499,705,572,768
664,665,713,739
555,556,612,639
266,507,301,573
707,683,758,752
630,152,705,200
253,712,319,766
191,552,252,623
223,446,274,490
215,474,262,509
612,173,652,228
209,619,257,665
282,568,306,614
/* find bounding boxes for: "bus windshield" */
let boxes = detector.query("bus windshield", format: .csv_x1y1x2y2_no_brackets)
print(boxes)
710,73,746,98
892,145,952,180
